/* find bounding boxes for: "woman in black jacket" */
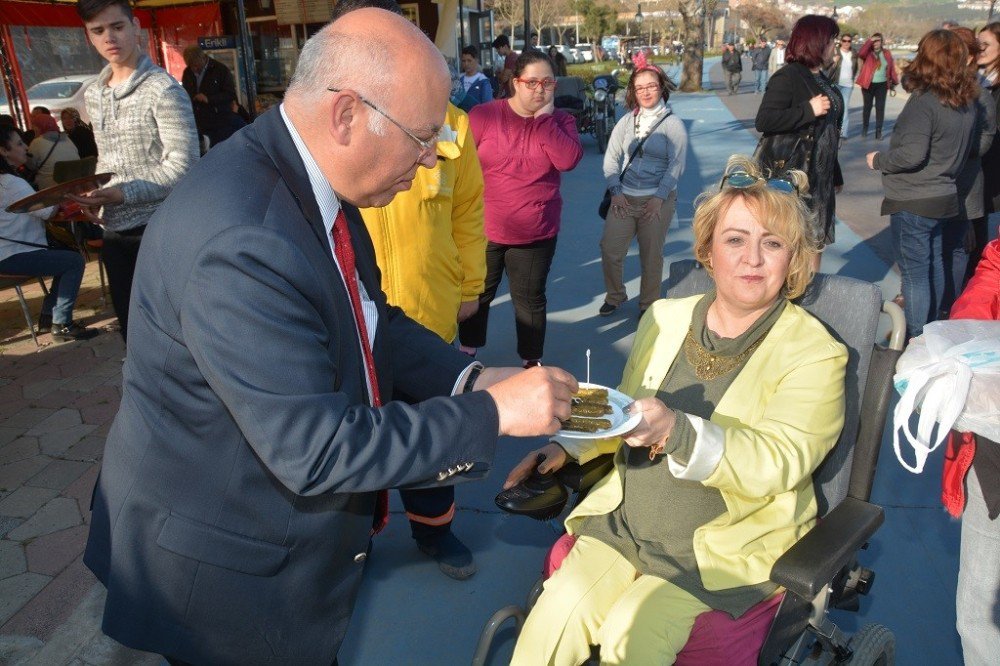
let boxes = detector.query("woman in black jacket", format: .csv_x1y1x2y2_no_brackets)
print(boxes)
975,22,1000,274
755,15,843,266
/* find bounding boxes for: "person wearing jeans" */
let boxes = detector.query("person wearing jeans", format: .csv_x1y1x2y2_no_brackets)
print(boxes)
825,35,858,138
888,212,969,337
0,124,97,342
867,29,980,338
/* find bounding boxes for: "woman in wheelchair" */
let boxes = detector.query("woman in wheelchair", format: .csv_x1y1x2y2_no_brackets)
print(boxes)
505,156,848,665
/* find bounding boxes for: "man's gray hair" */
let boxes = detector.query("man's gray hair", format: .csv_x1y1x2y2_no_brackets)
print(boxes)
286,27,393,135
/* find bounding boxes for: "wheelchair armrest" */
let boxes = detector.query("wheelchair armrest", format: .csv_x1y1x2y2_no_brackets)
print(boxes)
770,496,884,600
555,454,615,493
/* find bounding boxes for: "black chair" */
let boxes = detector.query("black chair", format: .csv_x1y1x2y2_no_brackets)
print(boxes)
473,261,906,665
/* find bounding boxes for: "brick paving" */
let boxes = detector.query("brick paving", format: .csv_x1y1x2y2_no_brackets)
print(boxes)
0,259,158,665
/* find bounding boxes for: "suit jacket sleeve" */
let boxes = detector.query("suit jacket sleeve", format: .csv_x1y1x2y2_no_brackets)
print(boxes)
755,69,816,134
179,224,500,497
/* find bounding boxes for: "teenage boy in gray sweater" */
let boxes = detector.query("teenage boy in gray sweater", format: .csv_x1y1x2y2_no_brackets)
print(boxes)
70,0,198,342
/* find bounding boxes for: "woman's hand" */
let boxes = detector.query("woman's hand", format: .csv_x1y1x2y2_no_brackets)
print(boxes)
808,94,831,117
610,194,628,217
622,397,676,451
641,196,663,221
534,100,556,118
503,442,568,490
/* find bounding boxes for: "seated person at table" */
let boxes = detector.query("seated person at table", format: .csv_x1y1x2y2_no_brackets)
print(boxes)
27,112,80,190
505,156,848,665
0,124,97,342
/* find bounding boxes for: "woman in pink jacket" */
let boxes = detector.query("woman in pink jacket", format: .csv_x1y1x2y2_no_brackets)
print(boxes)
855,33,899,139
457,51,583,367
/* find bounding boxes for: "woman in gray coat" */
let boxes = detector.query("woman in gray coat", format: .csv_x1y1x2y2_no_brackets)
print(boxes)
599,63,687,319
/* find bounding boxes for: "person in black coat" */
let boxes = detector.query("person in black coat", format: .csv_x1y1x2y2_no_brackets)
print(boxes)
181,45,237,148
60,107,98,158
721,42,744,95
755,15,843,265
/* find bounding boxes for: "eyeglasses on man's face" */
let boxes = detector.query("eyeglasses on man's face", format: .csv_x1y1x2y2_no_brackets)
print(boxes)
720,170,798,195
514,77,558,91
327,87,440,159
841,37,853,43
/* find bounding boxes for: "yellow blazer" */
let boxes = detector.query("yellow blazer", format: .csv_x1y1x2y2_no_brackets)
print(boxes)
361,103,486,343
563,295,848,591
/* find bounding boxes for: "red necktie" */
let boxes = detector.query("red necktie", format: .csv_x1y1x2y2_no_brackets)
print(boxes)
332,209,389,534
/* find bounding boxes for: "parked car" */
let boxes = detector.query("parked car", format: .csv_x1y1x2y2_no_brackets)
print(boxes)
1,75,98,128
574,43,595,62
568,47,583,64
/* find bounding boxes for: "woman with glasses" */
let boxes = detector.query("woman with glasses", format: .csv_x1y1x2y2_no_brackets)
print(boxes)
866,29,980,339
856,32,899,140
599,59,687,319
823,34,858,139
505,155,847,665
755,15,844,262
458,51,583,367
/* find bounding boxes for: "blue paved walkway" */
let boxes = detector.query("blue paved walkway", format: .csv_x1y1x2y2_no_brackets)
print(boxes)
338,83,961,665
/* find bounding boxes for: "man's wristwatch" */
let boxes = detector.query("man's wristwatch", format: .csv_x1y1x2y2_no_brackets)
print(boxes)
463,363,485,394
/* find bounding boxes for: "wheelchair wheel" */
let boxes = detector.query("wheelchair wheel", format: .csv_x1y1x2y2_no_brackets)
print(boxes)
846,623,895,665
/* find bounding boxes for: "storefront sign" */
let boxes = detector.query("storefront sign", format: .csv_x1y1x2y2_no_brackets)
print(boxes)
199,35,237,50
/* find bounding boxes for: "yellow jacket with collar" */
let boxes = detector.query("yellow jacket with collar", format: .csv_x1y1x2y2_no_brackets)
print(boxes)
563,295,848,591
360,103,486,343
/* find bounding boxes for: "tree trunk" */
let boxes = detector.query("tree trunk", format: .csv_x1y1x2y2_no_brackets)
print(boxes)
678,0,705,92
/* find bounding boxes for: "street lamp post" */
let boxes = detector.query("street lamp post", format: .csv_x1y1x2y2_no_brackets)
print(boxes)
635,3,644,42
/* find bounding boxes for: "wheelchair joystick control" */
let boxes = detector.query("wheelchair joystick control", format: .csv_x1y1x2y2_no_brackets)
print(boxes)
495,453,570,521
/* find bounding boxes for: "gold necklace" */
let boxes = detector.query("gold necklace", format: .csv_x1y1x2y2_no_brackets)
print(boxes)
683,328,765,381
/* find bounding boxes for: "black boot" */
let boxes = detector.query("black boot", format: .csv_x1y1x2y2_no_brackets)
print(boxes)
862,125,869,138
875,128,883,140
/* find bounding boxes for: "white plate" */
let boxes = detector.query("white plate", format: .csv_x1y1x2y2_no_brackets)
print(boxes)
557,383,641,440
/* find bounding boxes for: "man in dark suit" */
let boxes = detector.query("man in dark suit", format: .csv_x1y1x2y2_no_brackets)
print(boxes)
181,45,237,148
84,9,576,664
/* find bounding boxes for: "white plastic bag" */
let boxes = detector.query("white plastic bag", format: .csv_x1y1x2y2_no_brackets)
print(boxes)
892,320,1000,473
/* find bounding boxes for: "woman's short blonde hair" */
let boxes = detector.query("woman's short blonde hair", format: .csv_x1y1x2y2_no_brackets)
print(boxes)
693,155,819,300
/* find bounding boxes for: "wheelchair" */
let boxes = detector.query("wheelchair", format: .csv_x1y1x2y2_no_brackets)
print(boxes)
472,260,907,665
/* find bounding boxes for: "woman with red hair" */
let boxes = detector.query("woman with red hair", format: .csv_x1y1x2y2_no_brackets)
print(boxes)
755,14,843,259
866,29,980,339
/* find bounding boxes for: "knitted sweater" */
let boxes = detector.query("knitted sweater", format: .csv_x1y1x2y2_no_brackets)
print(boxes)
603,101,687,201
85,54,198,231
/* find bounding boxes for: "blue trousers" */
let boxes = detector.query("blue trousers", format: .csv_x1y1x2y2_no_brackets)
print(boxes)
889,211,969,338
755,68,768,92
0,249,84,324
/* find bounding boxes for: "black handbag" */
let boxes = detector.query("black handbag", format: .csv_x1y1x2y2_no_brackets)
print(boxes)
753,128,815,175
753,68,818,175
599,111,672,220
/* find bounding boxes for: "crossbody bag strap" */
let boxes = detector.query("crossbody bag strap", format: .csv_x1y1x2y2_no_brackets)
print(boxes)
32,134,61,175
618,110,672,183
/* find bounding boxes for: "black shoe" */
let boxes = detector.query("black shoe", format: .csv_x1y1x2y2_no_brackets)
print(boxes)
598,302,617,317
862,127,869,138
875,129,883,140
51,321,99,343
36,312,52,334
523,359,542,369
495,454,569,521
416,532,477,580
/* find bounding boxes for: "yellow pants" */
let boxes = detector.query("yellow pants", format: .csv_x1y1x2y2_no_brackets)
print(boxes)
511,536,711,666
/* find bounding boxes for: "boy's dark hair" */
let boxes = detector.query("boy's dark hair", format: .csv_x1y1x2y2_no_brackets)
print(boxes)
461,45,479,60
76,0,134,22
492,35,510,49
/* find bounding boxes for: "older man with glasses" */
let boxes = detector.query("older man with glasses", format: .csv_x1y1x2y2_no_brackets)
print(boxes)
83,8,580,665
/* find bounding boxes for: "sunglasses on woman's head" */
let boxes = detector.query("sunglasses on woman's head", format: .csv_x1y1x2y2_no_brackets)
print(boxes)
720,170,798,195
